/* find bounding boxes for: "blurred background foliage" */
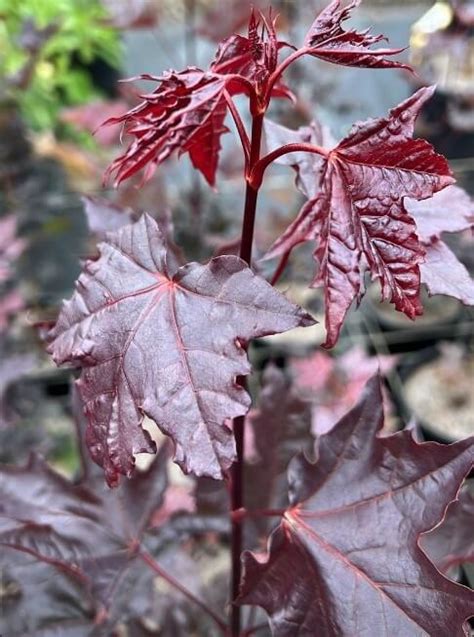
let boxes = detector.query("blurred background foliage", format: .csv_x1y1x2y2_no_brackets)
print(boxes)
0,0,121,136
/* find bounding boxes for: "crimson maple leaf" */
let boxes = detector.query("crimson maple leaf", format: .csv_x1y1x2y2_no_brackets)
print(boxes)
47,214,313,486
238,376,474,636
265,86,453,347
302,0,410,70
103,70,237,187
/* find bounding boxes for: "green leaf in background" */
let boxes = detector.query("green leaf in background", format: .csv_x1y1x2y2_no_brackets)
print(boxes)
0,0,122,137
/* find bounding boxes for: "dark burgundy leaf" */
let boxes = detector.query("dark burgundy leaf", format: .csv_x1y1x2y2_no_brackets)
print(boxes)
104,70,234,187
47,214,314,485
421,483,474,575
266,87,453,347
303,0,410,70
239,376,474,636
131,543,226,637
0,444,172,634
0,551,93,637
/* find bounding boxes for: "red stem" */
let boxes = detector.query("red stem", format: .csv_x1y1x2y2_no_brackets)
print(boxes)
265,47,309,102
225,91,251,166
231,112,265,637
250,142,329,189
140,550,228,634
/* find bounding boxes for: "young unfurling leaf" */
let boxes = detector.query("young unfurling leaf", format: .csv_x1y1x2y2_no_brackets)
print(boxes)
47,214,314,486
103,71,234,187
211,9,293,101
266,87,453,347
239,377,474,636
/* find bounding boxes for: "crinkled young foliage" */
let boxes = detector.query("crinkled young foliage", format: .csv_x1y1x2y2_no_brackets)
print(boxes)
239,377,474,636
265,87,455,346
103,0,406,189
264,117,474,345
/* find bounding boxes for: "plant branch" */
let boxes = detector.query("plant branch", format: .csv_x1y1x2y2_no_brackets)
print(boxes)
140,550,228,634
250,142,329,189
225,91,251,166
265,47,309,102
231,111,265,637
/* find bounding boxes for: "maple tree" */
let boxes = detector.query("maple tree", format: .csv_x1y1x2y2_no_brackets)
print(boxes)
3,1,474,635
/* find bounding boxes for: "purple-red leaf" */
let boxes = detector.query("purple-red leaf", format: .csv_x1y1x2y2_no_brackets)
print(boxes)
104,70,234,187
266,87,453,347
47,214,314,485
303,0,410,70
0,445,176,635
238,376,474,636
